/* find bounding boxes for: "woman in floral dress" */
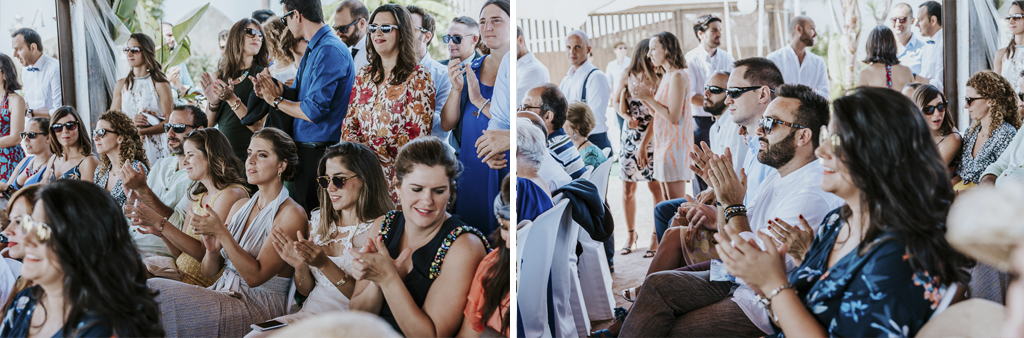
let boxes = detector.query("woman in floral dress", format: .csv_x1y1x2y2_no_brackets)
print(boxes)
0,54,25,182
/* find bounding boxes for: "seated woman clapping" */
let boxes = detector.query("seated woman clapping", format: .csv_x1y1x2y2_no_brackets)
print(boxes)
348,136,490,337
246,141,394,338
93,109,150,206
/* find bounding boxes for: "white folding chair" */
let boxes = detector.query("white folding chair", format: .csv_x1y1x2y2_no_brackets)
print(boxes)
516,201,568,338
571,159,618,322
589,159,614,202
549,194,586,336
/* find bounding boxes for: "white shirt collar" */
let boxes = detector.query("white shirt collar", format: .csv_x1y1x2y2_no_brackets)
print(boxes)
926,29,943,43
356,35,368,51
519,52,539,65
27,53,52,69
421,52,435,64
776,158,822,186
567,59,596,77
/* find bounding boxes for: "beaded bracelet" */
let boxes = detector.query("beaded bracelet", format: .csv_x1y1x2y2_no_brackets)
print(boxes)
724,204,747,222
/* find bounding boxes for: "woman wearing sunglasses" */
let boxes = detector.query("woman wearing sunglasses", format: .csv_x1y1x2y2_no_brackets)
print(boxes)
0,183,41,314
0,54,25,184
146,127,305,336
856,26,913,91
246,141,393,338
912,85,961,169
0,118,50,197
111,33,173,166
44,106,98,183
956,71,1021,191
714,87,972,337
995,1,1024,92
0,180,164,337
342,4,435,204
200,18,270,161
93,110,149,207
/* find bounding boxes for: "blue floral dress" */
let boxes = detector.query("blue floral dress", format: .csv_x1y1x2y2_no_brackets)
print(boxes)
0,94,25,182
772,208,947,338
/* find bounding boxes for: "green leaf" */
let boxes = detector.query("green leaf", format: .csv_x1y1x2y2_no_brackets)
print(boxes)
164,37,191,70
323,0,344,26
172,3,209,42
113,0,140,22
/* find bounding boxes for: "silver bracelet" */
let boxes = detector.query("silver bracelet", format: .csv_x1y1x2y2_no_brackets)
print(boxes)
756,283,795,321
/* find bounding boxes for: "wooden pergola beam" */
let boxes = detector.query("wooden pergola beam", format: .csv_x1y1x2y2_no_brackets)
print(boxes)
943,0,956,123
56,0,76,110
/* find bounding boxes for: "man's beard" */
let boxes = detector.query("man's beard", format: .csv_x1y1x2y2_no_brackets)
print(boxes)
168,138,183,156
704,99,727,117
800,32,814,47
757,131,796,169
343,30,361,47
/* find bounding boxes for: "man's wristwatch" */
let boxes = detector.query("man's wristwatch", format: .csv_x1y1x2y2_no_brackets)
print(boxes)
26,109,33,116
273,96,284,110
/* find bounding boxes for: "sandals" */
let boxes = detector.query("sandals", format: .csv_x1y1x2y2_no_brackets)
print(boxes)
621,287,639,302
621,230,638,255
642,250,656,258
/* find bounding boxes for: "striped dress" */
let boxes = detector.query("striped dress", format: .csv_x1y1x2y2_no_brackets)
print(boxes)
652,69,694,182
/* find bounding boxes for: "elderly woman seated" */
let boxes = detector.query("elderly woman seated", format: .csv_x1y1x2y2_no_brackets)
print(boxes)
516,118,554,223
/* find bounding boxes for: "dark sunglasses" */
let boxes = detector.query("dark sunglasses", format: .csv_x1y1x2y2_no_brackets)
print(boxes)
244,28,264,39
164,123,199,133
442,34,474,44
1007,14,1024,21
123,46,141,54
51,122,79,133
726,86,772,99
333,19,359,35
368,24,398,34
19,131,45,140
704,85,725,95
891,16,909,24
93,128,118,139
965,96,985,106
922,102,947,115
1018,92,1024,102
316,175,356,190
281,10,296,24
759,117,806,135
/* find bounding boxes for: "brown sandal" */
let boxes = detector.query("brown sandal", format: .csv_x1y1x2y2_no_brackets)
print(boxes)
642,250,656,258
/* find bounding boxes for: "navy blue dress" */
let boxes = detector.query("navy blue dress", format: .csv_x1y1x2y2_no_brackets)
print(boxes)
516,177,552,223
772,208,948,337
0,287,113,337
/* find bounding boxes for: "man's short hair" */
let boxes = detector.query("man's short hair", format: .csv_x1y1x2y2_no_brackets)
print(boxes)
893,2,914,17
775,84,830,148
252,9,276,23
11,28,43,53
693,14,722,39
452,16,479,31
280,0,324,24
219,30,230,42
406,5,435,45
537,84,568,130
173,104,208,128
336,0,369,21
517,26,523,37
733,57,785,92
614,41,626,48
919,1,941,24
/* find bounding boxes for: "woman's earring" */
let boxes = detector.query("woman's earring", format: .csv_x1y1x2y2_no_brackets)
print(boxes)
277,171,282,177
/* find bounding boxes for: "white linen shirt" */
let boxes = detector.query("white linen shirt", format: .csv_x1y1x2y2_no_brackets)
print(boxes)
898,34,926,75
685,47,735,117
351,35,370,73
919,29,944,91
421,53,453,147
540,150,573,192
132,155,192,258
559,60,611,134
517,52,550,105
766,46,830,98
605,57,631,92
709,110,747,176
20,53,62,113
984,126,1024,186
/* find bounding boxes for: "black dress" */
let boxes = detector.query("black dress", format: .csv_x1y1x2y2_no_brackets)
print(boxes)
377,211,490,336
214,64,264,162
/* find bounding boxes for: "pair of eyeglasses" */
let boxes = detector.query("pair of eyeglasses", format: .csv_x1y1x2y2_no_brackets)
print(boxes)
333,19,360,35
517,104,541,111
368,24,398,34
891,16,910,24
759,117,806,135
819,126,841,154
123,46,142,54
281,10,296,24
51,122,78,133
93,128,118,139
244,28,264,39
704,85,725,95
922,102,947,115
19,131,45,140
413,26,430,34
20,215,50,243
1018,92,1024,102
1007,14,1024,21
164,123,199,133
726,86,773,99
965,96,985,106
317,175,355,190
442,34,474,44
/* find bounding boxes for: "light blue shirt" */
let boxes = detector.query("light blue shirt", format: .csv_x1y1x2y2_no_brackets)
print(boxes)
488,53,511,130
742,134,778,208
898,34,925,75
421,53,452,145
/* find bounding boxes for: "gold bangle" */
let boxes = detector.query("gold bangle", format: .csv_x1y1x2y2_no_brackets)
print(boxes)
334,272,347,287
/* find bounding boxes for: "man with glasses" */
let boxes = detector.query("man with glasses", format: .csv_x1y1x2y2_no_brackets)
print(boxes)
686,14,736,192
889,3,924,75
440,17,482,66
333,0,370,71
523,84,587,179
407,5,453,151
10,28,60,118
916,1,944,90
766,16,829,98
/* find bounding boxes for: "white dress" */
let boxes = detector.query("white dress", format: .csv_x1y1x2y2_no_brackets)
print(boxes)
121,74,169,164
1002,45,1024,92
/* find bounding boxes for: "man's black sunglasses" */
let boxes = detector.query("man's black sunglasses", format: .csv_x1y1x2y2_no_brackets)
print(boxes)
704,85,725,95
164,123,200,133
281,10,296,24
333,19,359,35
759,117,806,135
442,34,474,45
726,86,773,99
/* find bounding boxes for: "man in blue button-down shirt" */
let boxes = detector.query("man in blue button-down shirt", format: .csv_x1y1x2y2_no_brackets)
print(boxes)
254,0,355,212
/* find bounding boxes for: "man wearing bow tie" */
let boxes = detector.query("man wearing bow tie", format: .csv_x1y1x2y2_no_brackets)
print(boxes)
11,28,61,117
915,1,944,91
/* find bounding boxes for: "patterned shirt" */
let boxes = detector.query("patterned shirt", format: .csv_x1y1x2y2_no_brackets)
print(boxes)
958,122,1017,184
547,128,587,179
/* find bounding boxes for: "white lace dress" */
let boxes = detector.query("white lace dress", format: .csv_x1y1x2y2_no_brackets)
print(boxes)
1002,45,1024,92
121,74,169,164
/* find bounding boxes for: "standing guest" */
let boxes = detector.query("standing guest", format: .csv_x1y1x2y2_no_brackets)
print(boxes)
635,31,692,200
890,3,925,74
0,180,164,337
342,4,436,204
956,71,1020,190
111,33,173,165
523,84,586,179
44,107,98,182
685,15,735,192
160,22,196,103
93,110,149,206
441,17,482,66
916,1,944,90
148,128,307,337
9,28,60,117
766,17,829,97
252,0,355,214
996,1,1024,92
911,85,961,168
200,18,270,159
0,118,50,195
0,54,25,182
857,26,914,90
334,0,370,71
263,16,307,86
348,136,489,337
516,120,554,221
566,102,607,168
408,5,453,149
458,174,510,337
251,142,393,338
516,27,549,105
559,30,612,153
605,41,631,124
252,9,276,23
219,30,230,53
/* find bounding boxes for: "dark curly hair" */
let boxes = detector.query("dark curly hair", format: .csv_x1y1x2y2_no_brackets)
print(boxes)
262,16,302,66
184,128,248,199
965,70,1022,137
251,127,299,181
97,110,150,173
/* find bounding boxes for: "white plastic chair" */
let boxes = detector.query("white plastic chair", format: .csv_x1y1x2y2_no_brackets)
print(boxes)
589,159,614,202
516,200,568,338
549,194,586,336
572,159,617,322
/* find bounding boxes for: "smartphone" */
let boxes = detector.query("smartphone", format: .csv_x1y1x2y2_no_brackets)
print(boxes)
250,320,287,331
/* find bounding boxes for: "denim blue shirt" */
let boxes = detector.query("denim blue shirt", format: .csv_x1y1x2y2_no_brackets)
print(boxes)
488,52,511,130
292,25,355,142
